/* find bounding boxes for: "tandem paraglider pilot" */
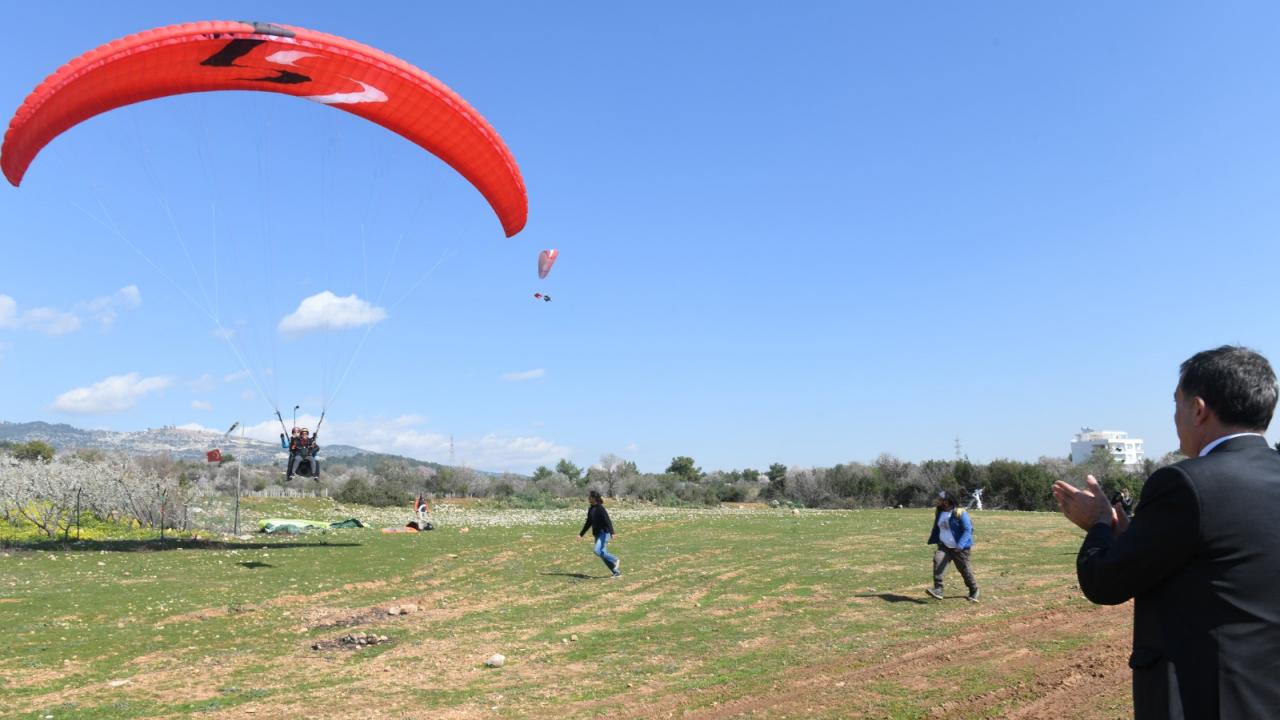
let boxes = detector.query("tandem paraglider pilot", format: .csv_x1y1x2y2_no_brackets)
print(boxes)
1052,345,1280,719
281,427,320,480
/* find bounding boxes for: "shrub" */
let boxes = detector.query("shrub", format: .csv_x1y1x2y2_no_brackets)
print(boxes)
334,475,407,507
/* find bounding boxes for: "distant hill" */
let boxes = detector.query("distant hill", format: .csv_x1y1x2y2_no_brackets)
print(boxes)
0,420,454,471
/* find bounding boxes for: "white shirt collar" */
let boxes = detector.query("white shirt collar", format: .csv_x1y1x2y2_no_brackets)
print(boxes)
1200,432,1265,457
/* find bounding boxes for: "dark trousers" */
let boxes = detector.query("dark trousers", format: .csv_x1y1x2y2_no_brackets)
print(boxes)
1132,656,1184,720
933,546,978,593
288,452,318,478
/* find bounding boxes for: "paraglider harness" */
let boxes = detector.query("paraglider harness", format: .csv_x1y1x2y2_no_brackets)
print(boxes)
279,411,323,480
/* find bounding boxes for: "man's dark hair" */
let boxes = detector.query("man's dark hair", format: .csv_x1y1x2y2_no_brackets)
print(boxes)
1179,345,1278,430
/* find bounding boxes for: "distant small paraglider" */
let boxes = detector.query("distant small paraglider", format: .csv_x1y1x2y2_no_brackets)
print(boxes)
537,249,558,279
533,249,558,303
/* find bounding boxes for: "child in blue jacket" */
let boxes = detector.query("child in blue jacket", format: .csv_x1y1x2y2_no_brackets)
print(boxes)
926,491,979,602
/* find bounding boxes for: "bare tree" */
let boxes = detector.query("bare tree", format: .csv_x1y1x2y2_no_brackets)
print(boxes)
597,454,637,498
785,467,829,507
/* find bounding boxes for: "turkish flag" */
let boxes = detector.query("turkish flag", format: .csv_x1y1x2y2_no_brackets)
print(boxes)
206,449,223,463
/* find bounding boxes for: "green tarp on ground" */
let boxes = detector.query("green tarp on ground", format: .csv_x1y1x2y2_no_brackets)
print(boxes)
258,518,366,534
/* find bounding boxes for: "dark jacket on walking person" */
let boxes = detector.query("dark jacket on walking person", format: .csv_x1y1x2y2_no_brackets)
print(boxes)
1053,346,1280,719
580,490,620,577
579,496,615,538
926,491,979,602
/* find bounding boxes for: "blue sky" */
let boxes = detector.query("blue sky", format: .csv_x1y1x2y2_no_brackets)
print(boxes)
4,2,1280,473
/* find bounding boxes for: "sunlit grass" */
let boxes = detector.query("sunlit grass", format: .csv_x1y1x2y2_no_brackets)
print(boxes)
0,499,1111,718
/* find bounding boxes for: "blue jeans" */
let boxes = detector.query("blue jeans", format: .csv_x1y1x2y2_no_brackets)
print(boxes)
593,533,619,574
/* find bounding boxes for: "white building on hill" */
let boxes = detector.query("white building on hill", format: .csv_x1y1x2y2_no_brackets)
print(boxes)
1071,428,1145,467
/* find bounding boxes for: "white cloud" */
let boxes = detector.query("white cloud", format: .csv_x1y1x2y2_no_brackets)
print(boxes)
177,422,218,433
192,400,213,411
0,296,16,328
624,443,639,453
223,369,252,383
241,389,257,402
501,368,546,382
278,291,386,333
79,285,142,330
52,373,172,414
190,374,217,394
234,415,324,444
469,433,569,470
18,307,80,335
344,420,568,472
0,287,141,335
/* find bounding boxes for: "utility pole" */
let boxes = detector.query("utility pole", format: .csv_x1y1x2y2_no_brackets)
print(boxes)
954,436,963,460
225,421,242,535
449,434,455,467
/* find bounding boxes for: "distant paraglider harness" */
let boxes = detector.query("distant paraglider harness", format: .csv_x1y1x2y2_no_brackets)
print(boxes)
278,410,324,480
966,488,984,511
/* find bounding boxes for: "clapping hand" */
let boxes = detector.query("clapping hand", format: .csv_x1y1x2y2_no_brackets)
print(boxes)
1052,475,1126,533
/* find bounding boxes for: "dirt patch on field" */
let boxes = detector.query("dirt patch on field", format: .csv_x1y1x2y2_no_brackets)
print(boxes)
8,600,1134,720
159,606,230,625
607,602,1132,720
13,653,251,713
0,666,70,690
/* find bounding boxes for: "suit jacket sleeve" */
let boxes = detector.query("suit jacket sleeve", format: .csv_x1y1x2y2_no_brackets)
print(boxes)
1076,465,1201,605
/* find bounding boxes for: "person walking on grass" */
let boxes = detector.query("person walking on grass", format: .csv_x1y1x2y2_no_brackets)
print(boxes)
927,490,979,602
579,489,620,578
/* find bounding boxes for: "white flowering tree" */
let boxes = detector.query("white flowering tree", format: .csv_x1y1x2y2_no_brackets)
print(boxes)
0,456,100,539
0,453,196,540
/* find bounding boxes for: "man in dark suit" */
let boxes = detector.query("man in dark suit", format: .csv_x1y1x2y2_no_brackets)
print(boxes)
1053,345,1280,719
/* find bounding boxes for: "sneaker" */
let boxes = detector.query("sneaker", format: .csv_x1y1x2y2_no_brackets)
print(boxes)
967,589,980,603
611,571,622,578
613,559,621,572
926,587,944,600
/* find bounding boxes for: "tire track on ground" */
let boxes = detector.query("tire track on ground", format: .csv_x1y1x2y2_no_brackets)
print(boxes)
607,600,1130,719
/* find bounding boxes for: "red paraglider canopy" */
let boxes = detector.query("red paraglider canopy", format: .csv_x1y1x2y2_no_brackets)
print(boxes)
1,20,527,236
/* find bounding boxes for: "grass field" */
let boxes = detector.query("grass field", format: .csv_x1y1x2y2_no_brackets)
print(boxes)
0,499,1133,719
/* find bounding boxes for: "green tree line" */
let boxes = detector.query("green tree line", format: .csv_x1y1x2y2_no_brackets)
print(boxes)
2,441,1185,512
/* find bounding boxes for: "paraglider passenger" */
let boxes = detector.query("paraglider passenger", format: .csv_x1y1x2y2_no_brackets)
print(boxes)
579,489,620,577
288,428,320,480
